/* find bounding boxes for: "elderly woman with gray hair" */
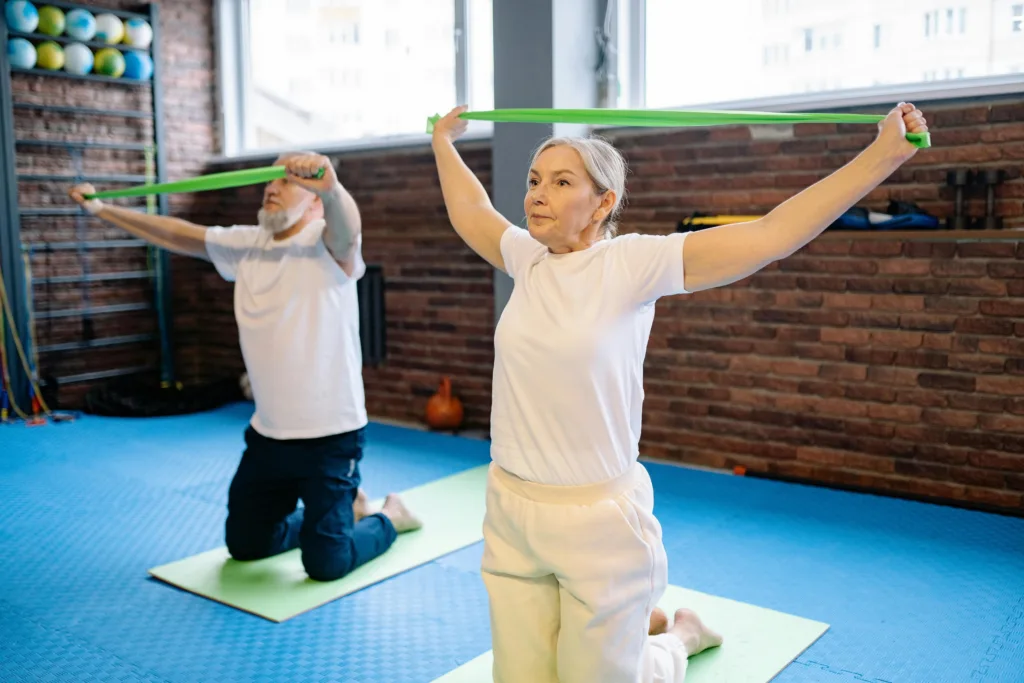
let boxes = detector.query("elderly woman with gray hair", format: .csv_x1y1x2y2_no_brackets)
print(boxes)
430,102,928,683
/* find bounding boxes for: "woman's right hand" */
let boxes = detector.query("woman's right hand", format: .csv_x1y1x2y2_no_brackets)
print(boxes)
68,183,104,215
431,105,469,145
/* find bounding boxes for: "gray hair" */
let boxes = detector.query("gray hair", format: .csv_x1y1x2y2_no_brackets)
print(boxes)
529,135,627,238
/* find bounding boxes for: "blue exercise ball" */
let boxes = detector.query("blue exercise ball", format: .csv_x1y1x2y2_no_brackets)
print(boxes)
7,36,36,68
123,50,152,80
65,8,97,41
5,1,39,33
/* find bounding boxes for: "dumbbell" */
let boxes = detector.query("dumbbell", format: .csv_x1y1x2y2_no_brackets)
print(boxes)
945,169,972,230
973,169,1005,231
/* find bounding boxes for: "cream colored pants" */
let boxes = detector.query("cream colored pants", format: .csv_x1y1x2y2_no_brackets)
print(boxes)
481,462,689,683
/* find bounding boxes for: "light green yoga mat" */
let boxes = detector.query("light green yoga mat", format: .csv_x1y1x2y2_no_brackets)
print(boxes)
148,465,488,622
432,584,829,683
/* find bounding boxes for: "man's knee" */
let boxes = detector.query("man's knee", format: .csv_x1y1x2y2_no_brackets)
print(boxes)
301,540,357,582
225,519,275,561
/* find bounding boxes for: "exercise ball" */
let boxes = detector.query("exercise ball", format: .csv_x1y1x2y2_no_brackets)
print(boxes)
123,17,152,48
65,8,96,41
93,47,124,77
425,376,464,430
35,40,64,69
94,13,124,44
63,42,92,75
36,5,64,36
7,37,36,68
5,1,38,33
122,50,152,80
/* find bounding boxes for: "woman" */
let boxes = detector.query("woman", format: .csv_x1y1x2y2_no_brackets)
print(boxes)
430,103,928,683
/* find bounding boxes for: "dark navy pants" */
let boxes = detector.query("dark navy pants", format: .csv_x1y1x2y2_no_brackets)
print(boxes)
225,426,397,582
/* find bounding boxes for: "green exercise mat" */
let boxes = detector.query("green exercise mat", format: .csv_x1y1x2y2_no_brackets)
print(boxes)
82,165,325,200
426,107,931,148
148,465,488,622
431,584,829,683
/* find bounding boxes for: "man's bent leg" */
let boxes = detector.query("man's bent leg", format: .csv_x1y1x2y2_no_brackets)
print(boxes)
225,427,302,560
298,429,397,582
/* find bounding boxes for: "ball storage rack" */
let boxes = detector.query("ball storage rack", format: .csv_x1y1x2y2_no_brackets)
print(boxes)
0,1,172,413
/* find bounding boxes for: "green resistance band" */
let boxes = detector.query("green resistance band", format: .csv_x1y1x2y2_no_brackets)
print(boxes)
82,165,325,200
426,108,931,149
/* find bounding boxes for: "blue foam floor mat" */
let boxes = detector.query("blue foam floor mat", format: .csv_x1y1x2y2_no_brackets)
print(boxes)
1,402,1022,682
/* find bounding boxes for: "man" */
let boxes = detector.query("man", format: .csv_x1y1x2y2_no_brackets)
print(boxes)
70,152,421,582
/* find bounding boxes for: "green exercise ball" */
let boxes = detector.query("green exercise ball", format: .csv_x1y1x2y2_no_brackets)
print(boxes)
94,47,125,77
37,5,66,36
35,40,64,70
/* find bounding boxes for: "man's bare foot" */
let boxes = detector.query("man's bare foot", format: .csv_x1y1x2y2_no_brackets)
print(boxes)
380,493,423,533
649,607,669,636
353,488,370,522
669,608,723,656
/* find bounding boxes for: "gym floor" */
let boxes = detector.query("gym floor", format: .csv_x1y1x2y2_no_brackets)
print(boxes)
2,403,1022,683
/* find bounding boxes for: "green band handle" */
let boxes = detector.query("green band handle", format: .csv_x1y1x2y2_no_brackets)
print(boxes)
82,165,325,200
426,108,931,149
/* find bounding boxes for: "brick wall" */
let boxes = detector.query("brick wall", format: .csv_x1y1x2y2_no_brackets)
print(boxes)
183,98,1023,512
8,0,217,407
184,144,496,429
601,96,1024,512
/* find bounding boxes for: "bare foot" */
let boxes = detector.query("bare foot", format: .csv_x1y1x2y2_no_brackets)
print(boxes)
669,608,723,656
649,607,669,636
353,488,370,522
381,493,423,533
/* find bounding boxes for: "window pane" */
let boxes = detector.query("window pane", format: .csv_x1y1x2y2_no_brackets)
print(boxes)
644,0,1023,110
468,0,494,111
246,0,458,150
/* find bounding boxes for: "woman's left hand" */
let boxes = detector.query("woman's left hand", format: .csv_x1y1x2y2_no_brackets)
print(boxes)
874,102,928,162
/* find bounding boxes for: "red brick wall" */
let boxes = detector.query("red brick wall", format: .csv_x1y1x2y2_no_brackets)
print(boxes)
184,144,496,429
601,97,1024,511
183,98,1023,512
9,0,217,407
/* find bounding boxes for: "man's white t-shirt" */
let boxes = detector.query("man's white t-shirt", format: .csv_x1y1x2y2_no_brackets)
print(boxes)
205,219,368,440
491,225,690,486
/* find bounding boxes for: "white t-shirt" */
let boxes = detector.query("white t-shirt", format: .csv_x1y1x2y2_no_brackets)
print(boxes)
205,219,368,440
491,225,690,486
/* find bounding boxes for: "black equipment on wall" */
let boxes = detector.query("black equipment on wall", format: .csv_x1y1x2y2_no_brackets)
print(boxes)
357,265,387,366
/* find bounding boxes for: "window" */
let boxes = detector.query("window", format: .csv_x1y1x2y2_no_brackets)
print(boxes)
328,24,360,45
219,0,493,155
637,0,1024,111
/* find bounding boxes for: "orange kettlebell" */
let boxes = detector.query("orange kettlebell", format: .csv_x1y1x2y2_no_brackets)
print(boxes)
426,376,464,430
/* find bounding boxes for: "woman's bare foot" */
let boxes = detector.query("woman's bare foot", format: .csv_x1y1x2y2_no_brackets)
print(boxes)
649,607,669,636
669,608,723,656
353,488,370,522
381,493,423,532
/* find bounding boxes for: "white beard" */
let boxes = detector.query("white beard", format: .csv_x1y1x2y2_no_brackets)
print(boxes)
257,203,308,235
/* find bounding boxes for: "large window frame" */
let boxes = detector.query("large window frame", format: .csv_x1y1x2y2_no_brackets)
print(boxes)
614,0,1024,114
214,0,492,160
214,0,1024,159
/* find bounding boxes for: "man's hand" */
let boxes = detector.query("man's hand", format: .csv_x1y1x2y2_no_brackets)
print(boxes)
68,183,104,215
282,153,340,198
